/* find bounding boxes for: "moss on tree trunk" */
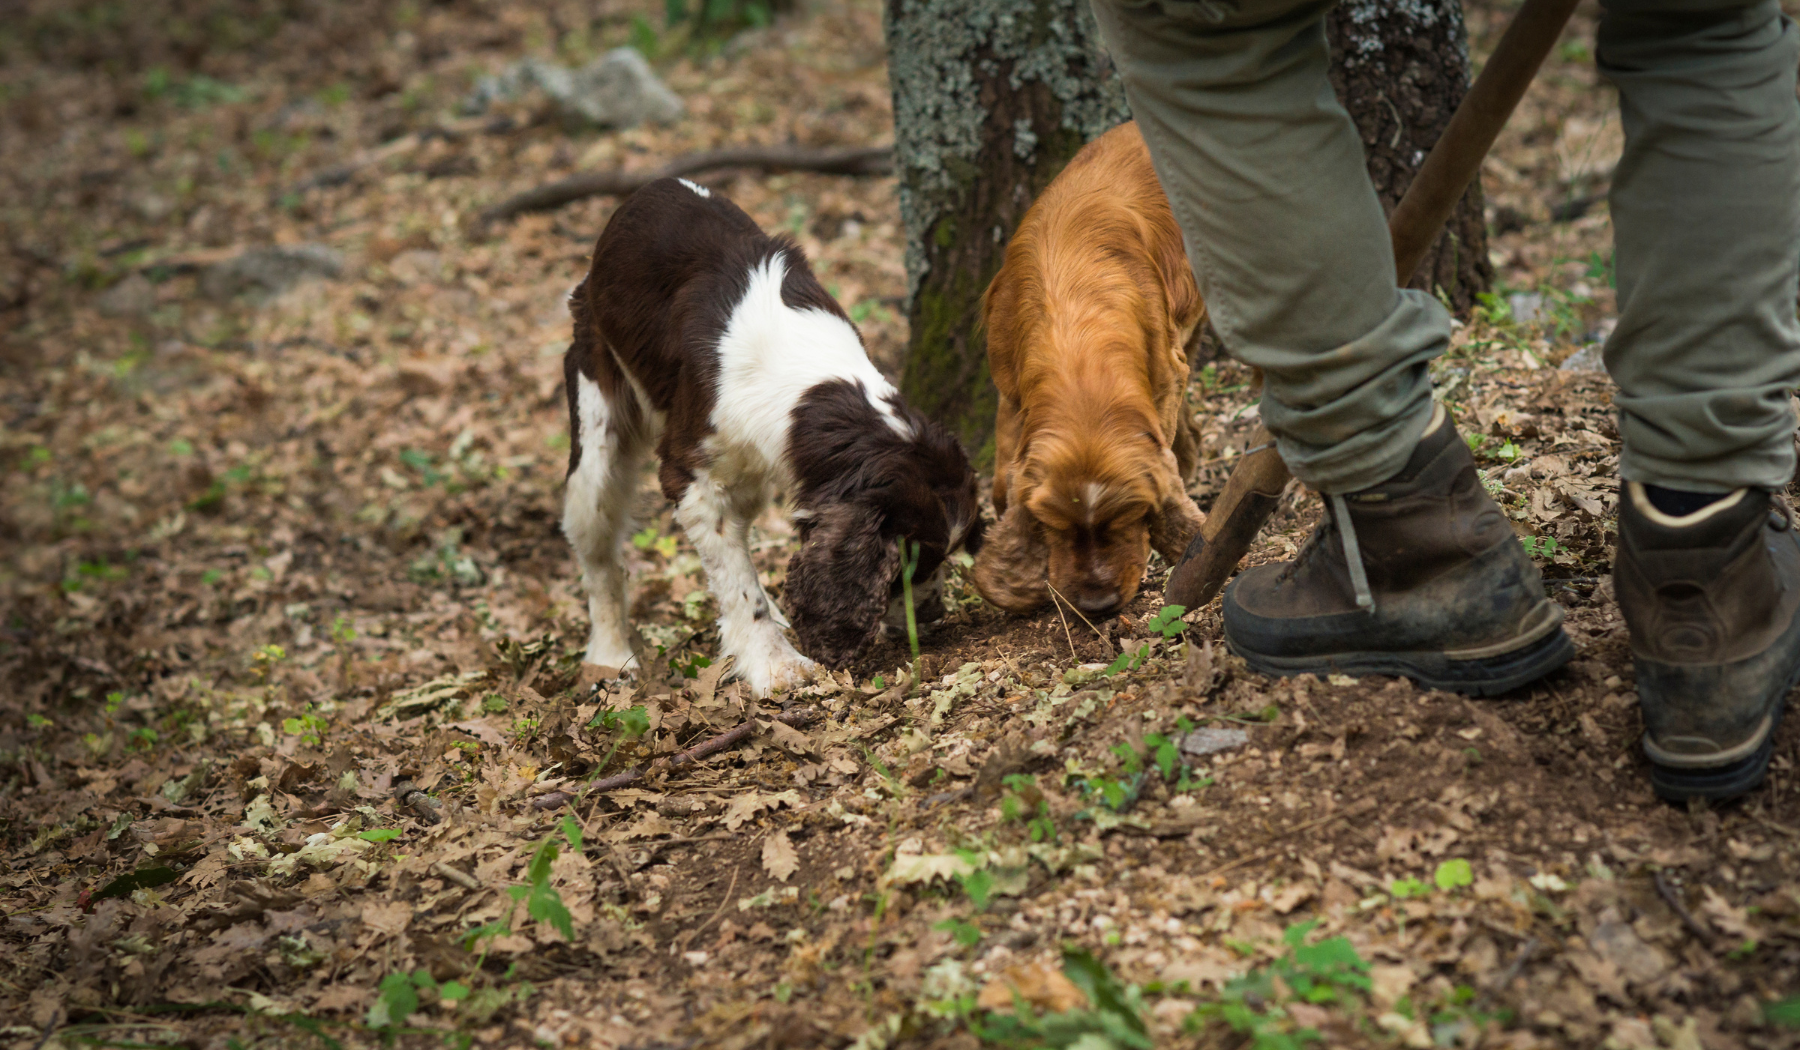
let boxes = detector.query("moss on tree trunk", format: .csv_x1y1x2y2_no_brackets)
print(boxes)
1327,0,1494,315
885,0,1129,464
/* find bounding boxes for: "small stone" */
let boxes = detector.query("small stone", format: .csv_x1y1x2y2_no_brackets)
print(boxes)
95,273,155,317
200,243,343,302
1589,920,1670,984
1559,343,1605,372
1508,291,1544,325
459,49,682,131
1180,727,1248,758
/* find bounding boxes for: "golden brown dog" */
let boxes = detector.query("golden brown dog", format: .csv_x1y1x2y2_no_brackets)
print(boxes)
973,121,1207,619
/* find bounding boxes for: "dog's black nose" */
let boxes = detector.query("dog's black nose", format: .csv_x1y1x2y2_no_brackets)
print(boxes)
1076,590,1121,618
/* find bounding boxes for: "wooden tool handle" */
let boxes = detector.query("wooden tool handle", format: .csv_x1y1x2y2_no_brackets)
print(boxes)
1164,427,1288,609
1390,0,1582,282
1164,0,1579,611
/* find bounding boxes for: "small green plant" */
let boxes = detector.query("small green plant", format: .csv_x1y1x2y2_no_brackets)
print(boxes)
1521,535,1562,558
1389,877,1431,900
25,713,52,729
1000,774,1056,842
934,916,982,949
1105,604,1186,675
1585,249,1616,290
671,652,713,679
128,726,159,751
144,66,245,108
1766,996,1800,1028
282,706,328,747
1434,858,1473,891
252,643,288,683
359,828,403,843
1186,921,1372,1048
631,526,679,559
972,947,1152,1049
587,704,651,777
950,850,996,910
898,536,922,660
464,816,582,964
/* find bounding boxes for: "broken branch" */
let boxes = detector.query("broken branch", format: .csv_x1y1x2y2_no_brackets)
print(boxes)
531,705,822,807
474,144,892,229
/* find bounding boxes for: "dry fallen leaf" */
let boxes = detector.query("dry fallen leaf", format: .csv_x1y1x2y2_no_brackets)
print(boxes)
977,962,1088,1015
762,828,799,883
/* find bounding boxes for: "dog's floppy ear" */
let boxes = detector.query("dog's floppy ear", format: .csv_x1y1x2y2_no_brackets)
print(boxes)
786,501,900,668
972,498,1051,614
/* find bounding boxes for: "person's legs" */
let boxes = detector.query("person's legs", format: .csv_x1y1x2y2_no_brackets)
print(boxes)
1601,0,1800,494
1088,0,1441,493
1599,0,1800,800
1090,0,1571,693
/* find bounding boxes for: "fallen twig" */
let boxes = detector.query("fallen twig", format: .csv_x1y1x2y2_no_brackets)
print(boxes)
394,779,443,826
1654,868,1716,946
431,861,481,891
473,144,892,229
529,705,822,808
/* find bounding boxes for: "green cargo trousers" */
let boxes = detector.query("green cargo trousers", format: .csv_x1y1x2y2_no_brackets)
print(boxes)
1088,0,1800,495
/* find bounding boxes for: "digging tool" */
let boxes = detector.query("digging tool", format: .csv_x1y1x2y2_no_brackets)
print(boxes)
1164,0,1582,612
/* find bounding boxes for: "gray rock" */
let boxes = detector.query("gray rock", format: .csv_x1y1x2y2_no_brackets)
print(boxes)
1559,343,1605,373
201,244,343,302
1508,292,1544,326
1589,920,1670,984
96,273,156,317
1180,727,1249,758
460,49,682,130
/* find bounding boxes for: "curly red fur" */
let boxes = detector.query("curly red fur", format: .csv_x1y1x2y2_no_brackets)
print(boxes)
974,121,1208,618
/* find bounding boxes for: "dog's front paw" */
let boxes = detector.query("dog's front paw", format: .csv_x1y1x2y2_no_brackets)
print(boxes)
736,643,817,697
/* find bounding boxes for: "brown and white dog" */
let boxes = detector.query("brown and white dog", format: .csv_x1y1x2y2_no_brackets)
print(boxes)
562,178,982,695
973,122,1206,619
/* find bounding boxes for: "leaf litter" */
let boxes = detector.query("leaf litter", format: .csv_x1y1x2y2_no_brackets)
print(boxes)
2,1,1799,1048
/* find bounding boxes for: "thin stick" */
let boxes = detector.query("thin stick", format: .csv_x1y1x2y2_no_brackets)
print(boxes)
692,864,741,937
530,706,821,806
475,144,892,227
1042,581,1077,659
1044,579,1104,638
1654,869,1716,945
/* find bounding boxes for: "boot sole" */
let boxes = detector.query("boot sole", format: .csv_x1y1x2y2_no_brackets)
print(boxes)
1226,624,1575,698
1646,689,1789,805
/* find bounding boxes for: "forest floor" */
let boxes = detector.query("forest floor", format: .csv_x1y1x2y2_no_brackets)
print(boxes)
3,1,1799,1048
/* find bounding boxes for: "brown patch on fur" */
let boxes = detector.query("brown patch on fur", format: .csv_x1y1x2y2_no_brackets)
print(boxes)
976,121,1207,618
785,381,983,667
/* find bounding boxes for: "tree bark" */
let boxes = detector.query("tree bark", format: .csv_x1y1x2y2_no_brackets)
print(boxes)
884,0,1130,463
1327,0,1493,315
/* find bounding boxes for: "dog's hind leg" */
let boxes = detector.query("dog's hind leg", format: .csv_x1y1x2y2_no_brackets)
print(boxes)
562,349,648,672
676,471,814,696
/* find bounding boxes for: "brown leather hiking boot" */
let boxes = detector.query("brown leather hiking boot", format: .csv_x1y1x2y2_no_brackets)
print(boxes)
1616,482,1800,802
1223,408,1573,695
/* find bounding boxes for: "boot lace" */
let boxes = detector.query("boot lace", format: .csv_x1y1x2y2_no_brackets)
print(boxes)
1276,494,1375,611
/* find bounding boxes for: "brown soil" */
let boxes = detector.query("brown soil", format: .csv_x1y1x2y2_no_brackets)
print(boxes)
3,2,1798,1049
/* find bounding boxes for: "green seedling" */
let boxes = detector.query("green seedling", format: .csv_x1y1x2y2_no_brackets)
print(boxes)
282,706,328,748
934,917,982,949
1000,773,1056,842
631,526,679,559
1521,535,1562,558
1186,920,1372,1048
587,704,651,777
972,947,1152,1049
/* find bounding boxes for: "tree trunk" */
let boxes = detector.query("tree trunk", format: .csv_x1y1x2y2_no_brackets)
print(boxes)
885,0,1130,463
1327,0,1493,315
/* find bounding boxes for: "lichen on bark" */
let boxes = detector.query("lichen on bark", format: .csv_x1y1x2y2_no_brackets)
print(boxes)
885,0,1130,458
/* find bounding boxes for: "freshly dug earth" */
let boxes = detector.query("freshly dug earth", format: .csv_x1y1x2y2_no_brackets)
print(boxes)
2,2,1797,1049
